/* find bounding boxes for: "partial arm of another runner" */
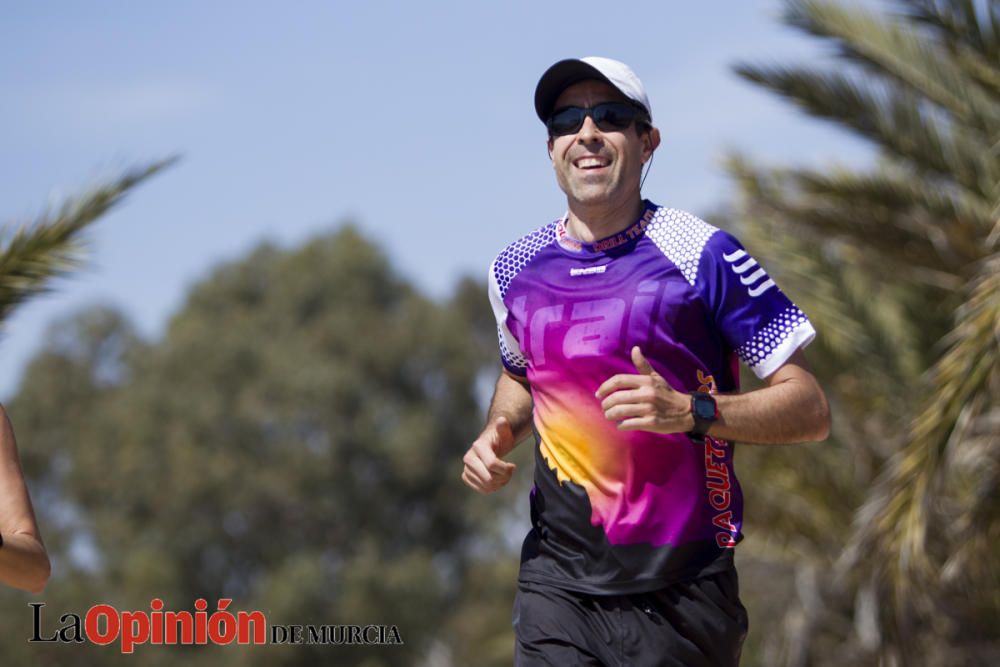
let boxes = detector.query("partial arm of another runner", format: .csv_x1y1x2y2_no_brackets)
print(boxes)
0,405,51,593
596,346,830,445
462,371,534,494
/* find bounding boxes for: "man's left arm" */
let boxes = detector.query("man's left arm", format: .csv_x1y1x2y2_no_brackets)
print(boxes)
708,348,830,444
597,346,830,445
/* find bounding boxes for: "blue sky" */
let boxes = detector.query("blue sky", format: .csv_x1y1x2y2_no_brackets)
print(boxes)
0,1,875,399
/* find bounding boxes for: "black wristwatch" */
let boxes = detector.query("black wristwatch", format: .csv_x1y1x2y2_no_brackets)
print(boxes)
689,392,718,441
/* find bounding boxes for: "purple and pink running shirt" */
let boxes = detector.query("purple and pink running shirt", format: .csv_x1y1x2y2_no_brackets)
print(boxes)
489,201,816,594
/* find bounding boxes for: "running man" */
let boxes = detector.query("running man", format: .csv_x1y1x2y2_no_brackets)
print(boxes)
462,57,830,666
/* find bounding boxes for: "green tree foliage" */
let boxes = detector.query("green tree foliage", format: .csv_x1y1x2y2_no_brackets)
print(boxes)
728,0,999,664
0,227,517,666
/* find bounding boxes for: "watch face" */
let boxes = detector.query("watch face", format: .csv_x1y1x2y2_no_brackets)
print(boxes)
693,395,717,420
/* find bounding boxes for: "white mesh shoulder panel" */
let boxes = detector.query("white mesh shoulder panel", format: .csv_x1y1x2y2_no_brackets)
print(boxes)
489,223,557,372
645,207,718,286
491,224,556,298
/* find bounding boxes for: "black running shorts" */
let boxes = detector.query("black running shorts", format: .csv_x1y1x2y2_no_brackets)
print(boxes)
512,569,748,666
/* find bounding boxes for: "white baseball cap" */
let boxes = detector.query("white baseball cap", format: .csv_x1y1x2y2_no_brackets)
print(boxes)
534,56,652,123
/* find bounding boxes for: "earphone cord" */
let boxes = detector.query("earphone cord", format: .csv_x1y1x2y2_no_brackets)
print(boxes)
640,151,654,192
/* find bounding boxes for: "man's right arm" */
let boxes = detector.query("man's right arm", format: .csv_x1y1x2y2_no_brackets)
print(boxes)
461,371,533,495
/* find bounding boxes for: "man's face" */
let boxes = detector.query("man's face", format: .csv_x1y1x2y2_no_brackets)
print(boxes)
547,80,657,212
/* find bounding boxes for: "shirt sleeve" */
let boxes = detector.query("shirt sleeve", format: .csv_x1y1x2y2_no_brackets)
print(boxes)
695,230,815,379
488,257,528,377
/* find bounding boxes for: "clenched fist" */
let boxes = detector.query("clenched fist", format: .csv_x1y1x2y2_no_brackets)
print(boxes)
462,416,518,494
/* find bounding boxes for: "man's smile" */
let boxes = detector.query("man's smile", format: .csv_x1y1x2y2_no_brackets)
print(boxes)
573,156,611,170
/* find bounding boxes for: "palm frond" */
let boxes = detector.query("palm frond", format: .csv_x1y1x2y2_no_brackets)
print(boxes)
940,405,1000,585
845,252,1000,596
783,0,1000,136
900,0,1000,99
728,159,967,289
793,166,994,263
0,157,178,325
733,63,998,198
901,0,1000,64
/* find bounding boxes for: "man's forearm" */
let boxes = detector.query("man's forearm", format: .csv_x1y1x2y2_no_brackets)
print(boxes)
0,405,51,593
486,371,534,444
710,373,830,445
0,532,50,594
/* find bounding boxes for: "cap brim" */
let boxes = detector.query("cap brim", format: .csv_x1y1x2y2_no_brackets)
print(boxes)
534,59,614,122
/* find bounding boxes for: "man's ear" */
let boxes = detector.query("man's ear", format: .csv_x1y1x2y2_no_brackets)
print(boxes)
643,127,661,162
547,138,554,161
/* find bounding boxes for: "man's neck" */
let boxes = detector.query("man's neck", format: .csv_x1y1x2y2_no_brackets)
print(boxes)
565,197,646,243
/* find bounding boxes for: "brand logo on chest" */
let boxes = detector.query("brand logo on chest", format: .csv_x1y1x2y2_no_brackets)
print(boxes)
569,265,608,277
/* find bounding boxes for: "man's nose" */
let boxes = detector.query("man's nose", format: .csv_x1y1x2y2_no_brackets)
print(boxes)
576,114,602,143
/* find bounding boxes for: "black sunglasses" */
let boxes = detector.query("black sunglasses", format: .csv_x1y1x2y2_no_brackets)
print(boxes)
546,102,647,137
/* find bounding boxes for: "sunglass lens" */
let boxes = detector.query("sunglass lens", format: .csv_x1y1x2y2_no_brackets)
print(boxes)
593,103,636,130
548,108,584,136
